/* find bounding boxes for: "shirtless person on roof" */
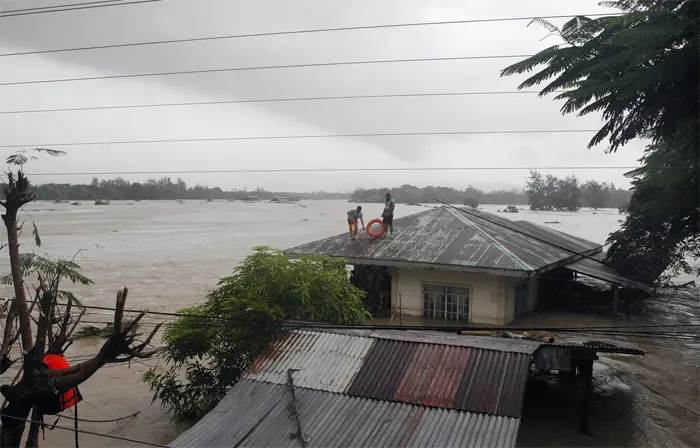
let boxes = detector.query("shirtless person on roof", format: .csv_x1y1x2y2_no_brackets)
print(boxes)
382,192,395,238
347,206,365,240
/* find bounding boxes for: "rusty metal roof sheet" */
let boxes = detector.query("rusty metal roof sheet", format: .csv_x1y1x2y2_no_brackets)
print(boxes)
243,330,373,393
285,206,601,274
347,338,531,417
324,329,542,354
170,379,521,448
564,252,653,292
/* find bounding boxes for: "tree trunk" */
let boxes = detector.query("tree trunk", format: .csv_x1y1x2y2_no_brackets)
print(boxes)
24,409,40,448
3,207,33,353
0,399,32,448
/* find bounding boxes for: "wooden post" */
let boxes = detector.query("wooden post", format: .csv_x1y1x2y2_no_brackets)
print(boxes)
578,358,594,434
612,285,620,315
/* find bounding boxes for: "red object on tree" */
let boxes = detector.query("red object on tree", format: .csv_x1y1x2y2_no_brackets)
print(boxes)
41,354,82,414
366,218,385,238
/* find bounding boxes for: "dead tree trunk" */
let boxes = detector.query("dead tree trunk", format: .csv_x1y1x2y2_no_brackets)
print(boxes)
0,170,162,448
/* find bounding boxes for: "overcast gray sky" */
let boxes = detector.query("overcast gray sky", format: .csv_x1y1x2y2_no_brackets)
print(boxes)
0,0,644,192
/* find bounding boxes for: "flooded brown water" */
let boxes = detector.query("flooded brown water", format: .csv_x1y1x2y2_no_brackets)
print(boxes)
0,200,697,447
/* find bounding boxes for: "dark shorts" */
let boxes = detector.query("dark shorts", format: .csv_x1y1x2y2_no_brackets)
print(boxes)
383,215,393,226
348,218,357,227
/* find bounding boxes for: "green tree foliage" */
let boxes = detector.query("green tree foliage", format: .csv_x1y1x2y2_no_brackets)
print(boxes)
144,247,370,422
351,182,628,207
581,181,609,209
525,171,583,211
27,177,347,202
352,185,529,205
501,0,699,282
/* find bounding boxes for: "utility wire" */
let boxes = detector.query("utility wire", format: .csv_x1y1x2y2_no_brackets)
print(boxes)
0,129,600,148
22,166,640,177
0,412,168,447
0,54,534,87
0,90,561,115
3,297,697,332
0,0,126,14
0,12,621,57
0,0,162,18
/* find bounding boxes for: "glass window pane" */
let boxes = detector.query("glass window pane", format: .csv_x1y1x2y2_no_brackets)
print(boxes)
424,284,446,293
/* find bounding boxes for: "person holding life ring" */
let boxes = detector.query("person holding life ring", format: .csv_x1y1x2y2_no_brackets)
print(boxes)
346,206,365,240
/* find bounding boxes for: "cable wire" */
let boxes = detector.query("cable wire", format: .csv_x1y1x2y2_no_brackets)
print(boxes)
0,54,534,87
0,412,168,447
0,129,600,148
22,166,640,177
0,0,162,18
0,90,560,115
0,12,621,57
0,0,127,14
3,297,697,331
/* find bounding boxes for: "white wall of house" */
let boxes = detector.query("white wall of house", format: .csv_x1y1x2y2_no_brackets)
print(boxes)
389,267,523,325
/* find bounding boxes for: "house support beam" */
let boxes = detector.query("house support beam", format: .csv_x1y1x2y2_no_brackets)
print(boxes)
612,285,620,315
578,358,594,434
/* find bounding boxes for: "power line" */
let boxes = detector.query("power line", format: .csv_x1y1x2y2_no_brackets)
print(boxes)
0,54,534,87
0,90,561,115
0,0,162,18
23,166,639,177
0,412,168,447
0,0,126,14
0,129,601,148
3,297,698,332
0,12,621,57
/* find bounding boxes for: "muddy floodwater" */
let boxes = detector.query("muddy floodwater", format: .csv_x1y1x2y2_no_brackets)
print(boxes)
0,200,697,447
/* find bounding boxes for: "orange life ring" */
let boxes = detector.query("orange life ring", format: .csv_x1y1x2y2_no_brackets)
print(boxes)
366,218,385,238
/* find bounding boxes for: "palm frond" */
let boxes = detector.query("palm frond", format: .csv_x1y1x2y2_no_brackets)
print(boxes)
2,253,93,286
31,148,66,158
528,17,560,33
500,45,562,77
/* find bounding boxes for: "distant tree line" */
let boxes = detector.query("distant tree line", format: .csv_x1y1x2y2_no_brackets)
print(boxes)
525,171,631,211
350,185,529,205
30,177,347,201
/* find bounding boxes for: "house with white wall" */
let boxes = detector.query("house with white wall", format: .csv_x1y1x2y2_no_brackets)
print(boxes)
286,206,648,326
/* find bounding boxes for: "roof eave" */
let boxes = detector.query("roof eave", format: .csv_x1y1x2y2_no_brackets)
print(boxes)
286,251,530,278
531,247,603,276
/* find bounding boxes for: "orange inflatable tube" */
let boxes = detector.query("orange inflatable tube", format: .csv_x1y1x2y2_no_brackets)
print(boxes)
366,218,385,238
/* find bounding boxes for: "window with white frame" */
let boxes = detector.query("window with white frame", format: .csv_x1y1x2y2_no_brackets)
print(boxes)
422,284,470,322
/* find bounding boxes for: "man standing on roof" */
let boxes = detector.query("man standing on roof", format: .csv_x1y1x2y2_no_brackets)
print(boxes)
347,206,365,240
382,192,395,238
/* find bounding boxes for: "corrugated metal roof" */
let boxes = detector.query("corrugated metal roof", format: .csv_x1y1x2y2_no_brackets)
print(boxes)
170,380,521,448
324,329,542,354
564,252,653,291
244,330,373,393
285,206,601,274
347,338,531,417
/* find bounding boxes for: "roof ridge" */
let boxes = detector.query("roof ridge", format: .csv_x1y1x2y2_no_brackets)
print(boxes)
444,207,533,271
236,377,522,419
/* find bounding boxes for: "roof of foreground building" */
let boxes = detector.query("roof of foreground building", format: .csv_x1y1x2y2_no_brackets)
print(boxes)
170,329,538,448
